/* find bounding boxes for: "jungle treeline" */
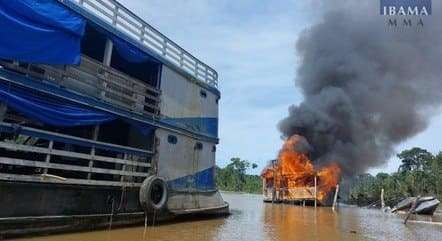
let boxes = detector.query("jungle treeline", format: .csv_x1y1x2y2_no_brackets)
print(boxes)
215,158,262,194
348,147,442,207
216,148,442,204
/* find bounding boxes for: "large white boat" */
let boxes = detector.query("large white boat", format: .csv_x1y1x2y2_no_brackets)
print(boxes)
0,0,228,238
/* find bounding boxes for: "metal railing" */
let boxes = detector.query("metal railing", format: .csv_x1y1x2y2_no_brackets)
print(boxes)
0,56,161,116
0,122,151,187
64,0,219,88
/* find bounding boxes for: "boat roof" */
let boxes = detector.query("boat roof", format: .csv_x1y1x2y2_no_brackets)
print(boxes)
59,0,219,89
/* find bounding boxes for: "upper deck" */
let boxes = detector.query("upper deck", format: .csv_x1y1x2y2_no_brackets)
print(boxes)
60,0,218,89
0,0,219,140
0,0,219,191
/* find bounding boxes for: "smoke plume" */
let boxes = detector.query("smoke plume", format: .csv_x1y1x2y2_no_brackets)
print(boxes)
279,1,442,175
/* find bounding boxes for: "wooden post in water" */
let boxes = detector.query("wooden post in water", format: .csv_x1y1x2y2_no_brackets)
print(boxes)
314,175,317,208
404,196,420,224
262,178,266,199
332,184,339,212
381,188,385,209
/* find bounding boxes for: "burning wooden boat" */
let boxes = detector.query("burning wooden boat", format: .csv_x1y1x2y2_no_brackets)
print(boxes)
261,135,340,206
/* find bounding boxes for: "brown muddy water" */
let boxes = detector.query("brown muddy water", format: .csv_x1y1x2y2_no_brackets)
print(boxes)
12,192,442,241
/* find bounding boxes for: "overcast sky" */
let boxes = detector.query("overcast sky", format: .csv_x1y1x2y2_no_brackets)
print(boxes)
119,0,442,175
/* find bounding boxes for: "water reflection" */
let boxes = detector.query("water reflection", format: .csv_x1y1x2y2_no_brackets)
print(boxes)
11,192,442,241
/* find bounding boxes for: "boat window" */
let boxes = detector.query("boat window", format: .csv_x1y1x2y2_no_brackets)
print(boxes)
195,142,203,150
212,145,216,152
200,90,207,98
98,119,153,151
167,135,178,144
81,24,107,62
110,49,160,88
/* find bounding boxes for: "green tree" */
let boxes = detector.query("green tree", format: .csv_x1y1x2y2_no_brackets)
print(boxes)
397,147,433,172
215,158,262,193
348,147,441,206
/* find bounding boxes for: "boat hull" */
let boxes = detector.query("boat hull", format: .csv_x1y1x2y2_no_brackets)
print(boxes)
0,181,229,239
414,199,440,215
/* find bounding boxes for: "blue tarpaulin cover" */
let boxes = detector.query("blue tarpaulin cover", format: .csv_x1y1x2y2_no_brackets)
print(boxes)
0,82,154,135
0,83,115,127
108,34,159,63
0,0,86,64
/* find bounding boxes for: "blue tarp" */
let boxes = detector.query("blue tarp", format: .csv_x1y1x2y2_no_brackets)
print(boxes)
0,84,115,127
110,35,160,63
0,83,155,135
0,0,85,64
0,0,158,65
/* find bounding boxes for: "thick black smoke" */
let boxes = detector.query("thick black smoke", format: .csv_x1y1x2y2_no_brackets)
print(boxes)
279,1,442,175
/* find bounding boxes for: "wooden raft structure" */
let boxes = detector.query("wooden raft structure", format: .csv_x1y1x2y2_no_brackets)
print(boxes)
262,177,340,208
263,176,320,206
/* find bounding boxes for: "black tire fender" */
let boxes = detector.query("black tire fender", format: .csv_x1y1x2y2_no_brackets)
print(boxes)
139,176,168,212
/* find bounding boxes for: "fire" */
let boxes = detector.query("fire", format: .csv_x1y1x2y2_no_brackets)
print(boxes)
261,135,341,203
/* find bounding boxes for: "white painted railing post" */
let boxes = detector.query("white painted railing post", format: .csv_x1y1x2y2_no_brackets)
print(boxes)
43,140,54,174
179,52,184,67
194,62,198,77
120,153,128,182
140,25,146,42
63,0,219,87
162,39,167,56
88,125,100,179
112,6,119,26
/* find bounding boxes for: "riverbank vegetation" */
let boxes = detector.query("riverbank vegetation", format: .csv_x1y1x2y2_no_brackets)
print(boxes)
348,147,442,207
215,158,262,193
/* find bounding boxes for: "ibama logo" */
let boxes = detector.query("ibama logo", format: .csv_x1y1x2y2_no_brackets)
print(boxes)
381,0,431,15
380,0,431,27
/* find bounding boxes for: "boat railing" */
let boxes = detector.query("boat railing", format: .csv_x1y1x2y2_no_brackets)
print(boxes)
0,122,151,187
0,56,161,116
63,0,218,88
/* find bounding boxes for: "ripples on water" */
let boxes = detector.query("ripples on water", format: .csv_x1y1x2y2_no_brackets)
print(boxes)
12,192,442,241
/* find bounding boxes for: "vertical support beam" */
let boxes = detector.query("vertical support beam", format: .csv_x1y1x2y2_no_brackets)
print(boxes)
43,140,54,174
381,188,385,209
88,125,100,179
332,184,340,212
194,62,198,77
314,175,317,208
0,102,8,122
103,39,113,67
101,39,113,100
272,160,277,203
179,52,184,67
120,153,128,182
112,6,119,26
204,67,209,83
162,39,167,56
140,25,146,42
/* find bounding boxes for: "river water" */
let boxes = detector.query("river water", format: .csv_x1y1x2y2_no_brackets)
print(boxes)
13,192,442,241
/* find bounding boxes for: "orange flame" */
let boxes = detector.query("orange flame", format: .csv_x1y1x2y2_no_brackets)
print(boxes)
262,135,341,203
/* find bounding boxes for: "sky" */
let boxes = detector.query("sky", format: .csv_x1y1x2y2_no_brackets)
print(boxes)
119,0,442,175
